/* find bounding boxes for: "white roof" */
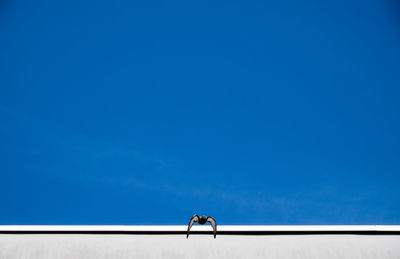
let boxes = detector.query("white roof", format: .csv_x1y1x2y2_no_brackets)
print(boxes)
1,225,399,232
1,229,400,259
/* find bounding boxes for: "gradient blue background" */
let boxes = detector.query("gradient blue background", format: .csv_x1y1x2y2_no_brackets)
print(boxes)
1,0,399,225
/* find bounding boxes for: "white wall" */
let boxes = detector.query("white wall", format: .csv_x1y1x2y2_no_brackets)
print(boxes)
1,234,399,259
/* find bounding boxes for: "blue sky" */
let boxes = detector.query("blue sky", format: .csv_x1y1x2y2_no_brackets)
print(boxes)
0,0,399,225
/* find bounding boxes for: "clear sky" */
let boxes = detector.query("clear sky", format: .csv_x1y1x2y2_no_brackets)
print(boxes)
1,0,399,225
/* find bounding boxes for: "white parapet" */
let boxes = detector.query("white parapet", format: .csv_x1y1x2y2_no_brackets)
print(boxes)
0,225,400,259
1,224,400,232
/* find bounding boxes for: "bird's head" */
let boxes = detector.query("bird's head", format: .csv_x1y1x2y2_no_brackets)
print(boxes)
198,216,208,224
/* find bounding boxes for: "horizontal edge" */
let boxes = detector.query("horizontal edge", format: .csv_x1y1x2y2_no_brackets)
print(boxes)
0,225,400,235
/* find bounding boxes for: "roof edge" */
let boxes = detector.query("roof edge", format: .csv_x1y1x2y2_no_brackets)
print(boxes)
1,225,400,234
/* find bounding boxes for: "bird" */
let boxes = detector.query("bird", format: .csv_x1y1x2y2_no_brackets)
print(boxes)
187,214,217,238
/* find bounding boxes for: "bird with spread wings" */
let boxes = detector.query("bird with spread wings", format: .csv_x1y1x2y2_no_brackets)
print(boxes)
187,214,217,238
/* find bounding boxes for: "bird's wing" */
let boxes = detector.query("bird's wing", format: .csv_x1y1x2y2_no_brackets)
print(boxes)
207,216,217,238
187,214,199,238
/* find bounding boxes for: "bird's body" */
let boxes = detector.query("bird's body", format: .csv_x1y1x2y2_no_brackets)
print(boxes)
197,216,208,225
